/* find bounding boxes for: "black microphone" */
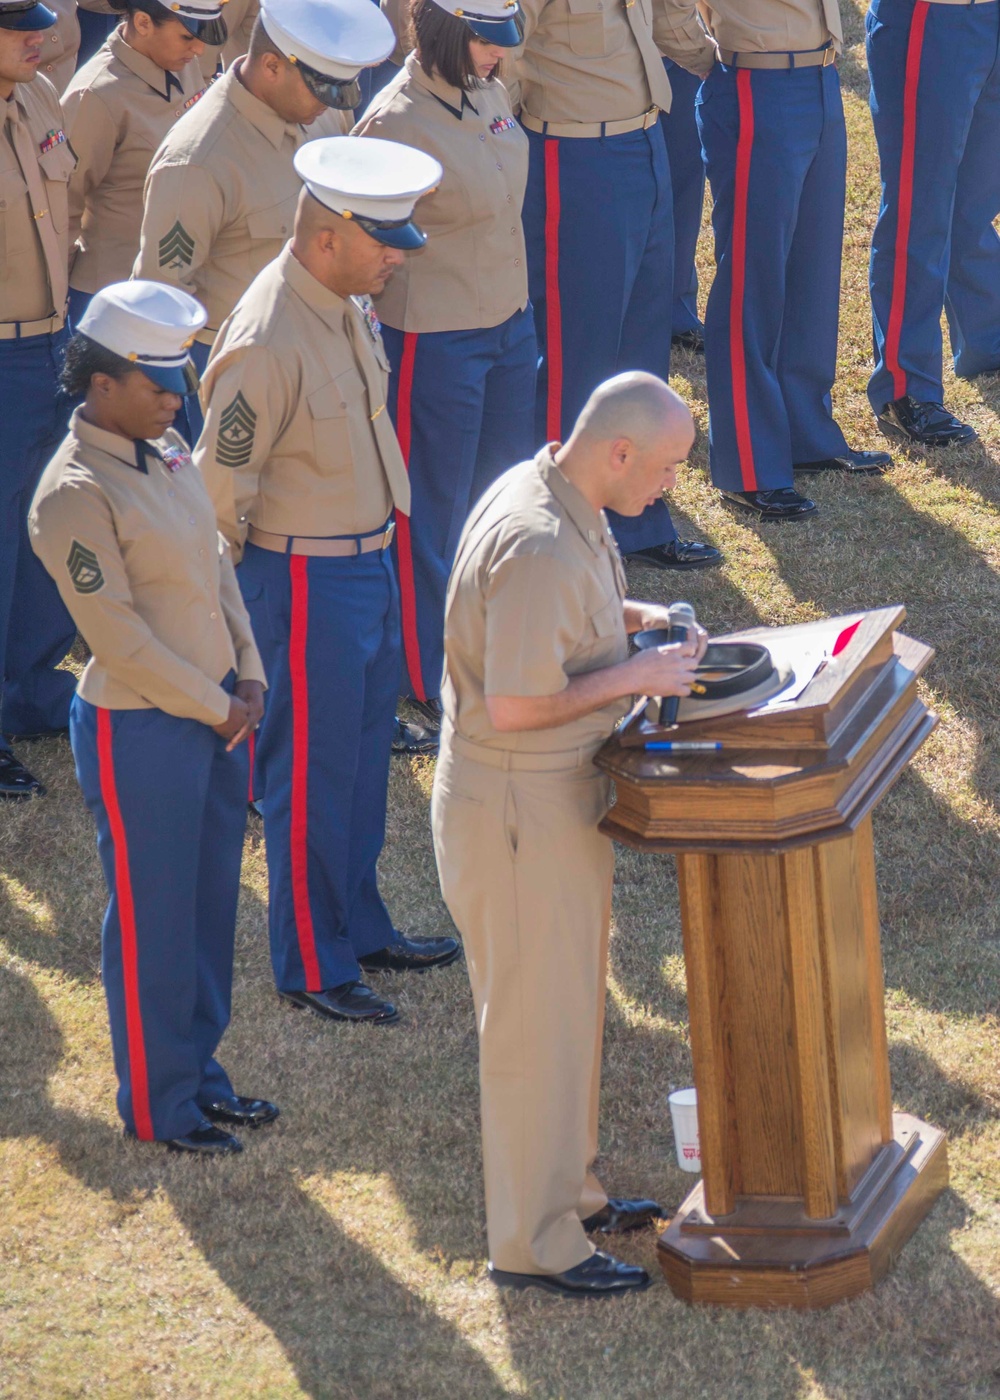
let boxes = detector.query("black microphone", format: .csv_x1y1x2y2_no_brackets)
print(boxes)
659,601,697,728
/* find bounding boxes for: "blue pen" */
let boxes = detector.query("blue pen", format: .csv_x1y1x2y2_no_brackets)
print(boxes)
643,741,723,752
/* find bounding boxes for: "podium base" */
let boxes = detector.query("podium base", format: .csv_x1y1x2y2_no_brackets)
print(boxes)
658,1114,948,1309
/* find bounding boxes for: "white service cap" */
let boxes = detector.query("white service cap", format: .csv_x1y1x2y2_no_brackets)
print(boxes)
259,0,395,91
294,136,443,248
77,281,208,396
428,0,522,46
155,0,227,44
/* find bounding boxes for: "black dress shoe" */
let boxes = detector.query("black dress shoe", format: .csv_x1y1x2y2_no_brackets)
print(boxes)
876,396,977,447
391,716,438,755
581,1198,666,1234
794,448,892,474
359,933,462,973
671,328,705,354
124,1121,243,1155
720,487,817,522
0,752,45,801
489,1249,651,1297
202,1094,280,1128
279,982,400,1025
624,540,722,571
404,696,443,729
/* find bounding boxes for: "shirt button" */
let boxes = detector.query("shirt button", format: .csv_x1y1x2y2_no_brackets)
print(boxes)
210,611,217,620
199,548,206,556
496,163,503,170
514,259,520,266
479,133,486,141
506,194,512,203
510,227,516,234
189,516,196,525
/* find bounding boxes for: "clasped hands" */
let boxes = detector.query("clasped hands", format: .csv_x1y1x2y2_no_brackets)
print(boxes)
212,679,266,751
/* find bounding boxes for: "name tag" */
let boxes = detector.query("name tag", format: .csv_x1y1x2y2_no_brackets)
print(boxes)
489,116,517,135
39,128,67,154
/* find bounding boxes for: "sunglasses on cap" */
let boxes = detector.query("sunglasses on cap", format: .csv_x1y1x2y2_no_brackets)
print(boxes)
292,57,362,110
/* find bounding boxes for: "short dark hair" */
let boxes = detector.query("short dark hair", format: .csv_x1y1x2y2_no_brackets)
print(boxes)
60,333,136,399
412,0,486,91
247,15,286,65
107,0,172,26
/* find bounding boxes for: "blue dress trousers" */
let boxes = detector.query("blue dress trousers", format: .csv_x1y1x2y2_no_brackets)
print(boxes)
383,306,537,704
662,60,706,338
520,121,679,553
867,0,1000,411
0,331,76,745
238,536,404,993
70,679,247,1140
698,59,850,492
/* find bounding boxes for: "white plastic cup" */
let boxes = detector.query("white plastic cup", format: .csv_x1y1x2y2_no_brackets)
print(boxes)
668,1087,701,1173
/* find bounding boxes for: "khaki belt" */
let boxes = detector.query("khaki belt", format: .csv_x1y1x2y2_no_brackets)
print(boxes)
446,728,598,773
520,106,659,139
248,521,395,557
0,311,65,340
719,44,836,68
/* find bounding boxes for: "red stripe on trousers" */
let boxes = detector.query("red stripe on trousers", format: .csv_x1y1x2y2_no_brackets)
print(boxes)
96,707,154,1141
543,139,564,442
247,728,255,804
731,70,758,492
393,332,426,701
289,555,322,992
885,1,929,401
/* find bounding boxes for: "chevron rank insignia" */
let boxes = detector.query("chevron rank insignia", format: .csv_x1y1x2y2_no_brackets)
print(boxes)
158,220,195,270
217,392,257,468
66,540,104,595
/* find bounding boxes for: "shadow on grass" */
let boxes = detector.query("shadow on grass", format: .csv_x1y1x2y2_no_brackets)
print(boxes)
0,963,508,1400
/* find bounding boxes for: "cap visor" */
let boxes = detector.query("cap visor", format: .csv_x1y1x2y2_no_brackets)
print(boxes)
0,2,57,29
465,15,522,45
141,359,201,396
367,221,427,251
177,12,227,43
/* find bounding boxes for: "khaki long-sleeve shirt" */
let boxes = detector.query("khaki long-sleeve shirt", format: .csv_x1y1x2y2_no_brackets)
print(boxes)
199,0,260,79
442,444,629,757
353,56,528,333
196,244,410,557
29,412,265,725
135,63,349,343
511,0,708,125
0,75,74,325
63,29,207,294
656,0,841,67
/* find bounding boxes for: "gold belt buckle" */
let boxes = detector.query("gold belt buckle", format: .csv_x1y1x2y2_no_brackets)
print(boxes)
823,45,836,65
643,105,658,129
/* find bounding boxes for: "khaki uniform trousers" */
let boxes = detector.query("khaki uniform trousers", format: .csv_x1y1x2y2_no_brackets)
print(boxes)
431,728,615,1275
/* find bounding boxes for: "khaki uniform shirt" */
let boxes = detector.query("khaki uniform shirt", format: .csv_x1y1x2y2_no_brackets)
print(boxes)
63,29,208,294
135,62,349,344
657,0,841,65
196,243,410,558
40,0,79,95
200,0,260,80
442,444,629,756
0,75,73,324
354,56,527,333
512,0,684,125
29,411,265,725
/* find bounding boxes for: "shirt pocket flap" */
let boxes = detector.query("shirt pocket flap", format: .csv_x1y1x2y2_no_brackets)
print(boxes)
38,142,76,183
245,201,293,242
307,368,366,419
590,595,621,638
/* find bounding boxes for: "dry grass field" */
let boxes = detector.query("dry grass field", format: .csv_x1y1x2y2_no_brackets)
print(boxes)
2,5,1000,1396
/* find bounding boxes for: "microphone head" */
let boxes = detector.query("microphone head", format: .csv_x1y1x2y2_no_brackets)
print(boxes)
666,601,697,628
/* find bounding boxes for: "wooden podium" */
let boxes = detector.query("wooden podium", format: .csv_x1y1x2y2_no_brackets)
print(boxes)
594,607,949,1309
